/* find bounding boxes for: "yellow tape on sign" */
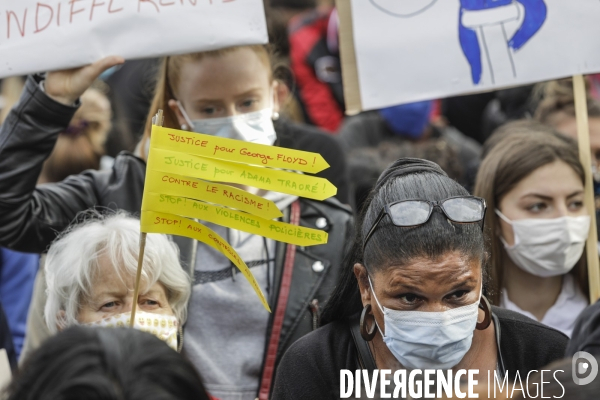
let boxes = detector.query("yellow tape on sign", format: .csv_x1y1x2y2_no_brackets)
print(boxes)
147,148,337,201
150,125,330,174
142,192,328,247
140,210,270,312
144,170,282,220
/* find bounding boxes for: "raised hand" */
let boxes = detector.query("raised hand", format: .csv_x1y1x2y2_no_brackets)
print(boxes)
45,55,124,106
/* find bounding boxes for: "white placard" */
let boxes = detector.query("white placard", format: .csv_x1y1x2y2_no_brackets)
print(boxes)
0,0,268,78
349,0,600,110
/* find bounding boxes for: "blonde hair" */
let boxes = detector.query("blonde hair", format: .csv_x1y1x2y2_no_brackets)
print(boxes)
141,45,273,159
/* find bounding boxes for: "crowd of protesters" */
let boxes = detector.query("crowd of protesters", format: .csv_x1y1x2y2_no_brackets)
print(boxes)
1,0,600,399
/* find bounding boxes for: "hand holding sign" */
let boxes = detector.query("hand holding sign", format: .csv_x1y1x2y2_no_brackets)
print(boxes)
45,56,124,105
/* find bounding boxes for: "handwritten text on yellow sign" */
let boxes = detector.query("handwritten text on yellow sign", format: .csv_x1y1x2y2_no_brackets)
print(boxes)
150,125,329,173
144,170,282,220
147,148,337,201
142,192,328,246
140,210,270,312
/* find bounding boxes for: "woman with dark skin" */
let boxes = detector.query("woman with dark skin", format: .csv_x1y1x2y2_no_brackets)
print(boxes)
272,158,568,399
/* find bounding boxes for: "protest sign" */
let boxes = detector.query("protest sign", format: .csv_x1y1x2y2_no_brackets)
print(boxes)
0,0,268,78
141,210,270,311
152,126,330,174
142,192,328,246
147,148,337,200
132,113,336,316
144,170,282,220
338,0,600,112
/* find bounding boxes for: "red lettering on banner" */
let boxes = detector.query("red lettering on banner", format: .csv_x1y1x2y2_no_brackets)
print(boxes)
89,0,105,21
138,0,160,12
108,0,124,13
34,3,53,34
69,0,85,23
6,9,27,39
160,0,175,5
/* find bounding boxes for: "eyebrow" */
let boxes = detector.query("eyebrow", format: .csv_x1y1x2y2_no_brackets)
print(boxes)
141,289,165,298
96,290,126,298
448,279,477,292
389,278,476,294
521,190,584,201
192,88,264,104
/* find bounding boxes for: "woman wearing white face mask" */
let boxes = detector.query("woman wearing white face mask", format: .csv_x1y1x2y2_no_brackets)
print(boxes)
0,46,352,399
273,158,568,399
140,46,349,202
44,214,191,351
475,120,590,337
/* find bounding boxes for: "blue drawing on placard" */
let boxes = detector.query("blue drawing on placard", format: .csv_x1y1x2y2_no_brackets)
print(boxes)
459,0,547,85
369,0,547,86
369,0,439,18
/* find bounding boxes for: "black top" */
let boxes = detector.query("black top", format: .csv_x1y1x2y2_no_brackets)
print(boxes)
275,118,349,204
566,299,600,357
272,307,568,399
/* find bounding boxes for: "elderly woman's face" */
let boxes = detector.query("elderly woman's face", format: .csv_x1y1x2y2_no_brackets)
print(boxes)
77,255,175,324
355,250,482,313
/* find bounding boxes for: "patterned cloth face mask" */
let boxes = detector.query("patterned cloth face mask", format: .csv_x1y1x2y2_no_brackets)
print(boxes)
84,310,179,351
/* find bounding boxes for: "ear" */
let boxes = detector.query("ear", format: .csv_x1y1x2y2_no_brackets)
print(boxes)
167,99,189,130
56,310,67,332
272,80,286,116
353,263,371,307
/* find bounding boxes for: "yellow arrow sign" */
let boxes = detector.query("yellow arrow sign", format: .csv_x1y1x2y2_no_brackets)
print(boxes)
142,192,328,246
150,125,330,173
147,148,337,201
141,210,270,312
144,170,282,220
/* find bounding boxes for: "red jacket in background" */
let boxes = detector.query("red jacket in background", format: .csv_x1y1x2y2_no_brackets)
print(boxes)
289,8,345,133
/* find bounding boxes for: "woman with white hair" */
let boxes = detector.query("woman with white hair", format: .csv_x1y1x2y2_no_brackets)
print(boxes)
44,213,191,351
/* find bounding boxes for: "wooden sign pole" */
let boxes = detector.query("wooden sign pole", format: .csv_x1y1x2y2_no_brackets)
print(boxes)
130,109,163,327
573,75,600,303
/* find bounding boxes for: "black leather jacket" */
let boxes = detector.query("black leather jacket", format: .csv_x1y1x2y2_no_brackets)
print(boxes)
0,75,353,378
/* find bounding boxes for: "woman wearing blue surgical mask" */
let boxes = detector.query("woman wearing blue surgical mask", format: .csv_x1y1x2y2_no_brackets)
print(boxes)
272,158,567,400
0,46,352,400
475,120,590,337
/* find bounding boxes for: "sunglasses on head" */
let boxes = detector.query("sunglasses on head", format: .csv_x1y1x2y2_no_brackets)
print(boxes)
362,196,487,253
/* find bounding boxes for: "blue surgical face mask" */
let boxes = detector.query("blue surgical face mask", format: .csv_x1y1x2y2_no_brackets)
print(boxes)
369,276,480,370
378,101,433,139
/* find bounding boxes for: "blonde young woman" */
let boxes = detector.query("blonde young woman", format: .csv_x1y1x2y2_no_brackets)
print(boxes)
0,48,352,400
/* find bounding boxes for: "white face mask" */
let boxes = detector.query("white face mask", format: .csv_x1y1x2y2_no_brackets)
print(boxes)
177,101,277,146
369,277,480,370
84,311,179,351
495,209,590,278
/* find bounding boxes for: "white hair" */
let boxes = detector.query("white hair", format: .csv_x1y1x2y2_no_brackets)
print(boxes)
44,213,191,334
